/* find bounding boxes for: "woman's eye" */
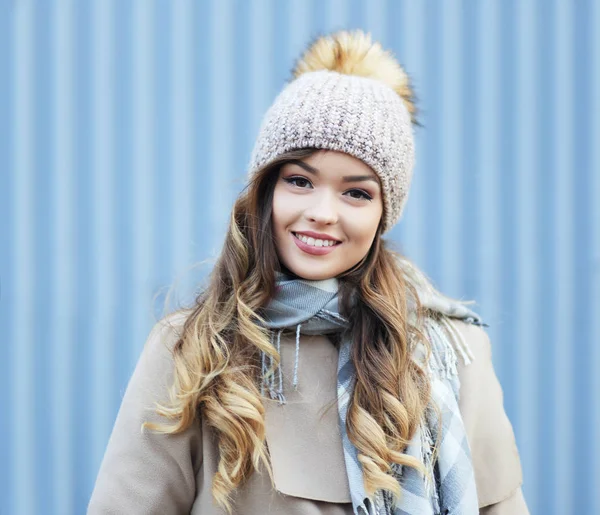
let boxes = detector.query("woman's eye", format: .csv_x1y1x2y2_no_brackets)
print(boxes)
284,176,312,188
346,189,373,201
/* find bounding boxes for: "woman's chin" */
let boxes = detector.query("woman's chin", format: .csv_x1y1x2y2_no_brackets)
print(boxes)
281,262,339,281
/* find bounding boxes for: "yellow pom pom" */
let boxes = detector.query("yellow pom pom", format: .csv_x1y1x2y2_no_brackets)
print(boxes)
292,30,419,126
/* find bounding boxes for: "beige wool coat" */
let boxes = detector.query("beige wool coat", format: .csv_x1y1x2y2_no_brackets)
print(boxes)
88,311,529,514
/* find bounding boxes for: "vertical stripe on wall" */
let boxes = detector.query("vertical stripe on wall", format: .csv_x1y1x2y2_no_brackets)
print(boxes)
1,1,599,513
12,3,35,514
591,2,600,509
51,2,74,513
71,0,93,509
553,0,575,511
514,0,539,509
439,0,463,297
536,3,557,514
90,0,115,480
0,2,13,515
571,1,594,512
171,0,194,297
476,0,501,370
131,0,154,372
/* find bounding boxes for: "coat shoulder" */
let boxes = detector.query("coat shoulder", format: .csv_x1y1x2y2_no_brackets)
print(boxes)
88,307,202,514
148,309,193,350
450,318,492,362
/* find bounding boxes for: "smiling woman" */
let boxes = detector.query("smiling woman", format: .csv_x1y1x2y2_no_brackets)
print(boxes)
89,30,528,515
273,150,383,280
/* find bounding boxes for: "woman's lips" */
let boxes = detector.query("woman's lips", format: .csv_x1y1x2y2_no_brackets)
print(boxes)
291,232,341,256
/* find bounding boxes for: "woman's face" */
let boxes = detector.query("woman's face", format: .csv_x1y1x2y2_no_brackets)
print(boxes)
272,150,383,281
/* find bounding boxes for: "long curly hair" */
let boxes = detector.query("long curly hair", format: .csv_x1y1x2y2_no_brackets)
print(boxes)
143,148,436,512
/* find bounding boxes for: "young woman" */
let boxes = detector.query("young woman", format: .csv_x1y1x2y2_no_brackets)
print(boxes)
89,31,528,515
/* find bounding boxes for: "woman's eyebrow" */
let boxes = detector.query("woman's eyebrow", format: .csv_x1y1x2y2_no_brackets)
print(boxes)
289,160,379,184
341,175,379,184
289,160,319,175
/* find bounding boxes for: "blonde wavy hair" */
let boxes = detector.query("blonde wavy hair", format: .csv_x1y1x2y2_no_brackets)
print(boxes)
144,148,439,512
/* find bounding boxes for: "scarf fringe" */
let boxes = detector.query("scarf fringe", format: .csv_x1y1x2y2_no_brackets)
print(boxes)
261,329,287,404
424,316,474,380
419,415,441,514
260,315,474,403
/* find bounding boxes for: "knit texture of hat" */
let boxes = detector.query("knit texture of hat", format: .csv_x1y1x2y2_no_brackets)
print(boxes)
247,31,417,233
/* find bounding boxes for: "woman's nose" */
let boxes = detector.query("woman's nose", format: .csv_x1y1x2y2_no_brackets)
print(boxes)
304,192,338,225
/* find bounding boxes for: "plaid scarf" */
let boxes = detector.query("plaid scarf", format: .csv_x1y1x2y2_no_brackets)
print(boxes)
259,263,482,515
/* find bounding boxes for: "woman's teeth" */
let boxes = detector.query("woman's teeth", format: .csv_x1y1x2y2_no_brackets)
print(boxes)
294,233,338,247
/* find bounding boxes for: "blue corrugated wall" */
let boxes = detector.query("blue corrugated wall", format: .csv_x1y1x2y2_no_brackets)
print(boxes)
1,1,599,514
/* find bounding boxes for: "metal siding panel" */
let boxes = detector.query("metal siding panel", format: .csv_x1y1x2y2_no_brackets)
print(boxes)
12,4,36,514
171,0,194,304
439,0,464,297
193,0,217,292
536,3,558,515
3,1,600,513
51,2,75,514
363,0,386,40
460,1,481,305
553,0,575,512
33,3,55,512
591,2,600,509
72,1,95,508
572,1,595,511
0,4,13,515
249,0,273,143
152,0,174,319
326,0,350,30
496,0,520,480
288,0,312,60
114,1,134,384
476,0,502,364
393,0,427,267
90,0,116,489
131,0,154,374
515,0,540,509
209,0,235,257
421,1,445,290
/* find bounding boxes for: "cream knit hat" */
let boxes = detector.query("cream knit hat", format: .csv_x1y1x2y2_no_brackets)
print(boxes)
247,30,419,233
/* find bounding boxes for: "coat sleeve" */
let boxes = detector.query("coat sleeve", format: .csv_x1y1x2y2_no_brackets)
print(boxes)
88,312,202,515
450,320,530,515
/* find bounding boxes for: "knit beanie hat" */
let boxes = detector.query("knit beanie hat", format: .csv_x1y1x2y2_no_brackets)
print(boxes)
247,30,419,233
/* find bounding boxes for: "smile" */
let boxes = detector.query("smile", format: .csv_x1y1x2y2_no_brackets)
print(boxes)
292,232,340,247
291,232,341,256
